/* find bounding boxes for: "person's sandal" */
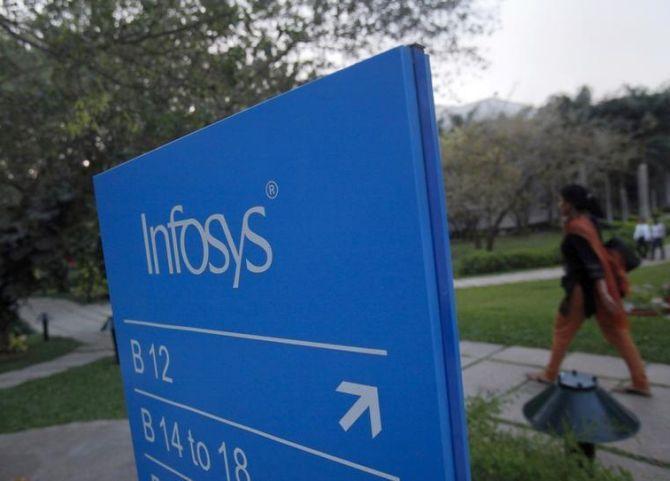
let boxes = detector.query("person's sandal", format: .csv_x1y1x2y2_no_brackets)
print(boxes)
613,385,652,397
526,372,554,385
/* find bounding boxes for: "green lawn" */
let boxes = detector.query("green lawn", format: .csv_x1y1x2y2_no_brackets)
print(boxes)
456,263,670,363
0,357,126,433
451,230,563,261
0,335,80,374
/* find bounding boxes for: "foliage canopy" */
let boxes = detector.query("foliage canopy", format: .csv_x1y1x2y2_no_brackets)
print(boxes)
0,0,495,349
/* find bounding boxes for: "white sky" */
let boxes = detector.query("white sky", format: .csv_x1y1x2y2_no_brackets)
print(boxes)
437,0,670,106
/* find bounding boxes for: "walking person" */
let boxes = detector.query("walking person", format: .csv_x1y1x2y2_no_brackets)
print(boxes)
528,185,651,396
650,216,666,260
633,217,651,259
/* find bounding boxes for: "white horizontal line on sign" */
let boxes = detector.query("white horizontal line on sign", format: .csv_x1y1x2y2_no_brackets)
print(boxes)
135,388,400,481
144,453,193,481
124,319,388,356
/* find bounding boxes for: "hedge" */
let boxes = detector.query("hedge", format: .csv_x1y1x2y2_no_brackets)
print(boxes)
456,217,670,277
459,249,561,276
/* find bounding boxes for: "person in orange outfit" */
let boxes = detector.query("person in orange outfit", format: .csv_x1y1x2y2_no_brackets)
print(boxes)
528,184,651,397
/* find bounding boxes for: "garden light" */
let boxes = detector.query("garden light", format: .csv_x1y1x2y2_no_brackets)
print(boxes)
523,370,640,459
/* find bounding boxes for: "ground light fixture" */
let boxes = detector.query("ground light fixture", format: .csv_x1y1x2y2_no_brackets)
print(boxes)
523,370,640,459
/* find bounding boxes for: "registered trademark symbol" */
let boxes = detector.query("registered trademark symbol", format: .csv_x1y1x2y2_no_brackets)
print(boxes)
265,180,279,200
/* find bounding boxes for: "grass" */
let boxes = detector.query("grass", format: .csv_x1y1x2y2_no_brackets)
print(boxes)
468,397,632,481
456,263,670,363
0,357,126,434
0,335,80,374
451,230,563,261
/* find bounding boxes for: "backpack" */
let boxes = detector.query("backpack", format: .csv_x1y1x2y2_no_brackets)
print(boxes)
604,237,639,298
605,237,641,272
566,217,637,299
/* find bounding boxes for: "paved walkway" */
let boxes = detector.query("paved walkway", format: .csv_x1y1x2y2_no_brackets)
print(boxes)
0,342,113,389
2,283,669,480
460,341,670,480
1,340,668,481
0,420,136,481
454,243,670,288
0,298,114,389
18,297,112,344
454,266,563,288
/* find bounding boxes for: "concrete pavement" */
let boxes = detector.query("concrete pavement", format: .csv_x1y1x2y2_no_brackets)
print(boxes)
460,340,670,480
2,282,669,480
454,266,563,288
0,298,115,389
0,420,136,481
18,297,112,344
0,344,113,389
2,340,669,481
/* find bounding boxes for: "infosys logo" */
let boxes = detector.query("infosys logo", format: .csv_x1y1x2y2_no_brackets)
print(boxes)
140,205,272,288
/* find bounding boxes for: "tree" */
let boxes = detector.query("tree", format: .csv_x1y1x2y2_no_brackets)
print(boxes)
592,87,670,218
528,90,637,224
442,115,543,251
0,0,496,350
441,99,626,248
441,84,669,256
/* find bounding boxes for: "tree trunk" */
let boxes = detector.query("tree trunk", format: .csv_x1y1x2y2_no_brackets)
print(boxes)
651,188,658,214
604,175,614,223
637,162,651,220
578,162,588,186
516,206,531,233
665,169,670,208
473,231,482,250
549,182,560,226
485,210,509,251
619,181,629,222
546,191,555,225
0,311,12,353
485,229,497,251
0,330,9,353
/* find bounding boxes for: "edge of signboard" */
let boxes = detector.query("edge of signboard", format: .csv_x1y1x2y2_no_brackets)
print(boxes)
408,45,472,481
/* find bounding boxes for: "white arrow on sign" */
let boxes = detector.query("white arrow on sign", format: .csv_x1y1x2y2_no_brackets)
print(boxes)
336,381,382,439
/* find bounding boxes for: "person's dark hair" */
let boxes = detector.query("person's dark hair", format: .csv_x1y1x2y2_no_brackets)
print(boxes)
560,184,604,219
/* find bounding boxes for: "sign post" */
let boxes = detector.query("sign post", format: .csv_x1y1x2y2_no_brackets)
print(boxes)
95,45,470,481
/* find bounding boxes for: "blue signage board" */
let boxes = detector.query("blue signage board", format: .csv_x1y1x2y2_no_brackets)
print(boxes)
95,45,469,481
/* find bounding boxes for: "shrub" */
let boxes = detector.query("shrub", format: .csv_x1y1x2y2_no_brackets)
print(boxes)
604,216,670,243
468,397,632,481
603,221,636,251
459,250,561,276
8,333,28,353
67,258,108,303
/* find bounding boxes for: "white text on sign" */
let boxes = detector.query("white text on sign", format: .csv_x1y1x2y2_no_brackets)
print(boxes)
140,205,273,288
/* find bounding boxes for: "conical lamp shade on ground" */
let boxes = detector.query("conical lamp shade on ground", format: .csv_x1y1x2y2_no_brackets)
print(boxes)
523,371,640,444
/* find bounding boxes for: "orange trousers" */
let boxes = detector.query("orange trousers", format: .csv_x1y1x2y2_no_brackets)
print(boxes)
544,285,649,390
